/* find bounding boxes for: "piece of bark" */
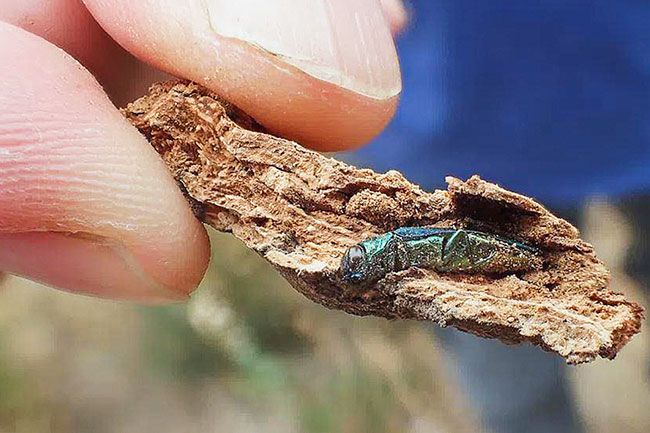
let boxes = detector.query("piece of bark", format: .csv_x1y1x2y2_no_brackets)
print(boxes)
123,81,644,364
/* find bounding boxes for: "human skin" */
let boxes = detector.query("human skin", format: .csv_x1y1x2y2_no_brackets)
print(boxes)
0,0,403,302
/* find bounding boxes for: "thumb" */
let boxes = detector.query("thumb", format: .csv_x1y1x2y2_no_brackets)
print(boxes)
83,0,402,151
0,22,210,302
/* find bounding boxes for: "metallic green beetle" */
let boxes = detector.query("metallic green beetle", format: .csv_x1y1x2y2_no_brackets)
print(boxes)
341,227,541,283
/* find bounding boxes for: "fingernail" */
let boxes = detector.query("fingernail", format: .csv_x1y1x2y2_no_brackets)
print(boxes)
206,0,401,99
0,232,187,302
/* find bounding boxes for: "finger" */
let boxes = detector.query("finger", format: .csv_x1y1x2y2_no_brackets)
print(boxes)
0,22,210,302
0,0,169,106
83,0,402,151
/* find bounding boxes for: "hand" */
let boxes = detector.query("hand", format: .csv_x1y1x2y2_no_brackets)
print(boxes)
0,0,402,302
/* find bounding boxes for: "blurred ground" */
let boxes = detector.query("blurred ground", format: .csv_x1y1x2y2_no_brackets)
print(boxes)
0,229,474,433
0,204,648,433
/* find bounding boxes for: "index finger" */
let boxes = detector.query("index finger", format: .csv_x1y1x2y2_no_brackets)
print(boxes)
83,0,402,151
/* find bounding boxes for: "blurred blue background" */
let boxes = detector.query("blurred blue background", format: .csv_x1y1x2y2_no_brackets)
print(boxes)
355,0,650,206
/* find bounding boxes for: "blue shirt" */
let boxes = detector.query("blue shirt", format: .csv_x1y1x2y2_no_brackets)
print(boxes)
351,0,650,206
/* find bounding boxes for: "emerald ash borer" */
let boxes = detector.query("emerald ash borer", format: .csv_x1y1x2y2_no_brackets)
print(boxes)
341,227,541,283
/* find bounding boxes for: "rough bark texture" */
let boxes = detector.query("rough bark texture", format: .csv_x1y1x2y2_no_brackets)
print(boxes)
123,81,644,364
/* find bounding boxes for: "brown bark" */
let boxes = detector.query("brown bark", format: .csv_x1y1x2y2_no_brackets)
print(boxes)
123,81,644,364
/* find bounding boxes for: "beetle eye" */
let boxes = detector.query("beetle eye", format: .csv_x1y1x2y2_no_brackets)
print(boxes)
342,245,367,282
346,246,365,268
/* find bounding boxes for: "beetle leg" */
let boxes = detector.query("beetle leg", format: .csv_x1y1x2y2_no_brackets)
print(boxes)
442,229,473,270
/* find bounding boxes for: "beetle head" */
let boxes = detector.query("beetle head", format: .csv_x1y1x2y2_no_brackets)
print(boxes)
341,245,368,283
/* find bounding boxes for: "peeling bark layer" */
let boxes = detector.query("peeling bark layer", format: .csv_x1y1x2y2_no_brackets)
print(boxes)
123,81,644,364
